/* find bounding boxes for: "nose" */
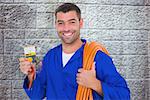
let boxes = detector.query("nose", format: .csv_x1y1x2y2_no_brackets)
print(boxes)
63,23,70,32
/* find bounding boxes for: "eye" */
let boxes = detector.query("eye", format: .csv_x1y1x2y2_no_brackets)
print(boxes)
71,21,75,23
58,22,63,25
70,21,76,24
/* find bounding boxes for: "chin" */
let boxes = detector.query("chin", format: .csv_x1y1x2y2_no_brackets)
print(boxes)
63,40,74,44
64,41,73,44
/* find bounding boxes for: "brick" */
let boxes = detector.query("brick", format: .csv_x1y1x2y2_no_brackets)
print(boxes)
84,5,122,29
37,3,86,14
115,65,149,79
52,3,85,15
0,55,3,75
4,39,25,55
4,29,25,39
148,30,150,70
96,0,145,5
0,0,13,3
149,56,150,74
127,80,149,100
0,55,3,64
37,4,55,13
84,5,149,29
111,55,149,79
119,59,148,78
4,39,60,55
92,40,148,55
84,40,148,55
103,41,148,55
0,30,3,54
113,65,127,79
83,0,144,5
145,6,150,29
25,29,58,39
0,1,149,100
3,55,43,80
3,29,58,39
82,29,148,41
36,0,60,3
145,0,150,5
0,5,36,29
0,80,11,99
2,55,25,80
14,0,39,3
127,65,149,79
12,89,29,100
12,80,24,89
121,6,148,29
36,12,54,29
17,0,145,5
148,37,150,79
149,30,150,57
76,4,86,14
25,39,61,54
149,82,150,100
111,55,148,66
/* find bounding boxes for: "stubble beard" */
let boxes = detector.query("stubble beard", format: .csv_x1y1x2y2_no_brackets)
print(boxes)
59,31,80,45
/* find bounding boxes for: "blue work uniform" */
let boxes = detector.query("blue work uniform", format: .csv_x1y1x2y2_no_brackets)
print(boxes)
23,39,130,100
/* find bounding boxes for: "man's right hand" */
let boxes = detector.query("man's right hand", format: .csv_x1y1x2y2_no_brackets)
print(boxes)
19,58,36,87
19,58,35,74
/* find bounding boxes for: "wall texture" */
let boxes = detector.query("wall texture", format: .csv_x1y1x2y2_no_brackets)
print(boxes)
0,0,150,100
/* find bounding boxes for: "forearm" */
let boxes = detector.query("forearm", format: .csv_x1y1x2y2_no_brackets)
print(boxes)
27,67,36,88
91,78,103,96
23,74,46,99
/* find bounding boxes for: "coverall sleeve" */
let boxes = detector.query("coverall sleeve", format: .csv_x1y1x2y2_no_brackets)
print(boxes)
23,56,47,99
95,51,130,100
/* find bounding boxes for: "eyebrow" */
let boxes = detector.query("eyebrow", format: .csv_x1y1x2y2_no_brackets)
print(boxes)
57,20,63,22
57,18,77,22
68,19,77,21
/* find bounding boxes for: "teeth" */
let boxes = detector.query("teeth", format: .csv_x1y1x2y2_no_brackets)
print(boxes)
63,33,72,36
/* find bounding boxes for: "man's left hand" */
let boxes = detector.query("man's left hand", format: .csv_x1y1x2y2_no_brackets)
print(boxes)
76,62,97,89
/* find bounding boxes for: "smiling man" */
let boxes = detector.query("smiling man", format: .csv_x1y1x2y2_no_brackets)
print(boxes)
19,3,130,100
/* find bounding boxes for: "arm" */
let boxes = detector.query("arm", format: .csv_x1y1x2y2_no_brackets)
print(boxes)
23,56,47,99
77,62,103,96
95,51,130,100
77,51,130,99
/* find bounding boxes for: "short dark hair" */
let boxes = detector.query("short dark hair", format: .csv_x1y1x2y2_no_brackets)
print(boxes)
55,3,81,20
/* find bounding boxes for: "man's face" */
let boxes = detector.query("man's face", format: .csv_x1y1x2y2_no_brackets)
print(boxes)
55,11,83,44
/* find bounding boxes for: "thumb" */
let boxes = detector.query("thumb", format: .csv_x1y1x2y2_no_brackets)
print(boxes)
31,64,36,72
91,62,96,71
29,64,36,74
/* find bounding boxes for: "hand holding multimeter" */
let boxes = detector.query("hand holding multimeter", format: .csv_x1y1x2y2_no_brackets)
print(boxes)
19,45,37,88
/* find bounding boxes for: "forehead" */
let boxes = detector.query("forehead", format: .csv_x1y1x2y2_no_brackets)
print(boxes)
56,11,78,20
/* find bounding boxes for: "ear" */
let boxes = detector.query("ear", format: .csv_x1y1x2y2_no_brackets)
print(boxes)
55,20,57,28
79,18,83,28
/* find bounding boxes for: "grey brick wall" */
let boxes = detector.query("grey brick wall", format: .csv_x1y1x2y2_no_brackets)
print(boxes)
0,0,149,100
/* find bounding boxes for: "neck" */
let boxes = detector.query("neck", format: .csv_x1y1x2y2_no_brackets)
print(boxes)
62,39,83,54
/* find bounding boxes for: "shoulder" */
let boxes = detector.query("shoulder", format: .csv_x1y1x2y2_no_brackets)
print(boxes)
94,50,117,79
95,50,112,62
43,44,61,60
94,50,115,71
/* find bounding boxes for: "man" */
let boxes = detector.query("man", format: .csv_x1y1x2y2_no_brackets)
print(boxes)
19,3,130,100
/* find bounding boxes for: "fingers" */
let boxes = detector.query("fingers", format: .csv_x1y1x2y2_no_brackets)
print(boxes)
76,73,82,85
91,62,96,71
20,63,31,75
76,62,96,86
19,58,29,62
76,68,85,84
19,58,35,75
78,68,84,73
